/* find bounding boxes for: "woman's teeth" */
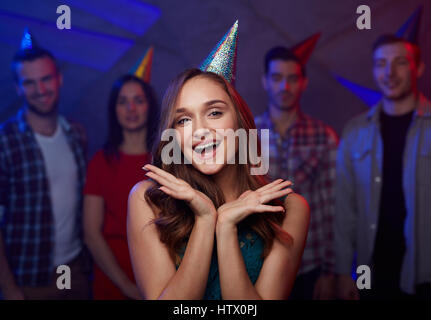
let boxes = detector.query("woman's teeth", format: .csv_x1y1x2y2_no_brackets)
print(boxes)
194,141,220,154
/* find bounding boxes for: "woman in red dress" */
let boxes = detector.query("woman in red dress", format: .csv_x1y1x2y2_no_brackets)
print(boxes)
83,74,159,299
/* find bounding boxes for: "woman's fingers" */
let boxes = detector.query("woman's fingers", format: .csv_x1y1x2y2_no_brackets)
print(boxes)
159,186,193,202
143,164,180,186
259,188,293,204
145,171,177,190
261,180,293,194
158,186,180,198
255,179,293,195
144,165,202,205
146,171,195,202
255,204,285,213
255,179,283,193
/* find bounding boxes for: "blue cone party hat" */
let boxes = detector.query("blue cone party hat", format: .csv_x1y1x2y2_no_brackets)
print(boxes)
199,20,238,85
396,5,423,44
334,74,382,108
20,27,39,50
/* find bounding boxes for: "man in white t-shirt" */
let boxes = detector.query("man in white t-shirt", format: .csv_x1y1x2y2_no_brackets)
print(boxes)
0,29,90,300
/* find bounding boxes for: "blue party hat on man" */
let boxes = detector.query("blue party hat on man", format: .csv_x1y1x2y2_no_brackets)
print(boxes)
199,20,238,85
334,74,382,108
20,27,39,50
396,6,423,44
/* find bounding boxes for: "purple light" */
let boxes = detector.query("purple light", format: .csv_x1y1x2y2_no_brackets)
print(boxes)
334,74,382,107
67,0,161,36
0,9,134,71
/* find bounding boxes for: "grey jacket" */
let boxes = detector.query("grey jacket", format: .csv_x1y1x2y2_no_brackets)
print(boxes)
335,93,431,294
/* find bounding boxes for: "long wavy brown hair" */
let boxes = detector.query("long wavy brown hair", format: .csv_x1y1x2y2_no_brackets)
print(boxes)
145,68,292,261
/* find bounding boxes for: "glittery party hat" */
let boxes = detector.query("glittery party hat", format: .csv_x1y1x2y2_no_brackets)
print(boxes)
291,32,321,65
396,5,423,44
334,73,381,107
130,46,154,83
199,20,238,85
20,27,39,50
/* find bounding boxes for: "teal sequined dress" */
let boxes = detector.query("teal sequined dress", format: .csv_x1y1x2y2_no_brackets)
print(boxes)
175,223,264,300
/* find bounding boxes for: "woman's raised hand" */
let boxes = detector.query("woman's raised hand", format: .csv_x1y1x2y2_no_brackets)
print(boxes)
217,179,293,227
143,164,217,221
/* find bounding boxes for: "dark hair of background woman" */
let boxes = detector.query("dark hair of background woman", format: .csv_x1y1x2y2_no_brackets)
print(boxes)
104,74,159,158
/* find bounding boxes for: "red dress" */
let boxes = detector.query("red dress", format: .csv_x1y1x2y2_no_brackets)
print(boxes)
83,150,151,299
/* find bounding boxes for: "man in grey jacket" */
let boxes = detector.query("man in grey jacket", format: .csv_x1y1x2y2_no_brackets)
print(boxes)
335,33,431,300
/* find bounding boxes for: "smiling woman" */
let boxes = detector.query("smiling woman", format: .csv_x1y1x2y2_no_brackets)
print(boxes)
172,75,238,174
127,68,310,300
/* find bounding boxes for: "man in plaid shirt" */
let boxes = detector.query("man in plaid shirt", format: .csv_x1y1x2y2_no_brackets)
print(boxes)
255,46,338,300
0,32,90,299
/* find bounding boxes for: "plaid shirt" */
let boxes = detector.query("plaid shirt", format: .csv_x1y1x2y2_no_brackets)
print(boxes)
255,110,338,275
0,108,87,286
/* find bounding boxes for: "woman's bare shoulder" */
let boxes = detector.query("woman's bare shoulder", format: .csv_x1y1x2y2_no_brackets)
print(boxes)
130,179,156,199
282,193,310,226
283,192,309,212
128,179,158,220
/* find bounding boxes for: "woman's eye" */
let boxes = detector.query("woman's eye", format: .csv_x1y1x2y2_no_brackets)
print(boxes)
135,96,147,104
177,118,190,125
209,111,222,117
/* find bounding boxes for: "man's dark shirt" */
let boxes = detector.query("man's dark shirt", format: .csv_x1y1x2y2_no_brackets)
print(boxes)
372,109,414,295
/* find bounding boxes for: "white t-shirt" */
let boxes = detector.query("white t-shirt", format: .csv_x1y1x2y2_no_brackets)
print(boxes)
34,122,82,267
